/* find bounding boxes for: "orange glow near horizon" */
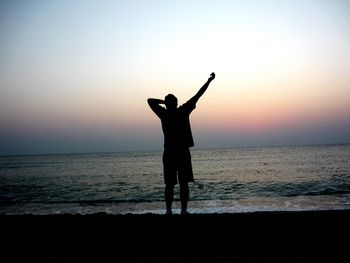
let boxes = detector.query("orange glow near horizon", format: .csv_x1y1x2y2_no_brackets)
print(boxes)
1,0,349,153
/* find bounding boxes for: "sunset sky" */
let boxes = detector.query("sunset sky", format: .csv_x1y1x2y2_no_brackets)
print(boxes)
1,0,350,155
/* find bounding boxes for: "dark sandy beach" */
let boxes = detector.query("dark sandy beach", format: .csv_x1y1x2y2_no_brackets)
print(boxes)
1,210,349,262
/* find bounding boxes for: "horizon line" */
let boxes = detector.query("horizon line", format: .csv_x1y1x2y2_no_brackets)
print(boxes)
1,142,349,158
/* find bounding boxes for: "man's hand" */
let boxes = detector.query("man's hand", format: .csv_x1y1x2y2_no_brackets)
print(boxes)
208,72,215,82
190,72,215,104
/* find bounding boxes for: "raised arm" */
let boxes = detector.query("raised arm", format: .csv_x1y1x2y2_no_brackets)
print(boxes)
148,98,165,107
147,98,166,118
190,72,215,104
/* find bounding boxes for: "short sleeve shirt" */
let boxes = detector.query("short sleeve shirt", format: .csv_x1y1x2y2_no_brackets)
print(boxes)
150,98,196,149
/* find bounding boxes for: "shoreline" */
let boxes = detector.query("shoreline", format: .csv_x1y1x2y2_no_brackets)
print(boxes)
3,194,350,215
1,209,349,262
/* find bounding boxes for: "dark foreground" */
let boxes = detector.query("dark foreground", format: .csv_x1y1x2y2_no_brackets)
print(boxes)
1,210,349,262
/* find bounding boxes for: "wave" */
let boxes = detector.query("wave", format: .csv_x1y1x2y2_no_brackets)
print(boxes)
0,199,163,205
190,179,350,201
1,188,350,205
2,195,350,215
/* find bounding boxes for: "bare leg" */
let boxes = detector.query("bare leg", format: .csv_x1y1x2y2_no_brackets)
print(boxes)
165,184,174,214
180,182,189,214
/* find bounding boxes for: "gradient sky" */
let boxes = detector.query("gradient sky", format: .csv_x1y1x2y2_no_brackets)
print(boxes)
1,0,350,155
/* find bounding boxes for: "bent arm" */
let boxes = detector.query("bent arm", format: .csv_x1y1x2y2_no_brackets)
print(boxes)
147,98,165,106
190,72,215,104
147,98,166,118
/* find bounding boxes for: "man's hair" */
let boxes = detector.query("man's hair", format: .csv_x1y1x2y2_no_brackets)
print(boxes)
165,94,178,109
165,94,177,103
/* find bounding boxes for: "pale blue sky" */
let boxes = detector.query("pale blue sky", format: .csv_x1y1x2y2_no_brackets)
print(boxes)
1,0,349,154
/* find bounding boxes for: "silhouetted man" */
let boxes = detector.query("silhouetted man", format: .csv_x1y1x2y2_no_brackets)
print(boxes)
148,72,215,214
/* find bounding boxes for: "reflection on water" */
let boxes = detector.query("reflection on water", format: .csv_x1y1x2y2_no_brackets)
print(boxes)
1,144,350,214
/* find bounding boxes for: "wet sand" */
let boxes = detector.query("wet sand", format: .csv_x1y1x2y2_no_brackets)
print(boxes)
1,210,349,262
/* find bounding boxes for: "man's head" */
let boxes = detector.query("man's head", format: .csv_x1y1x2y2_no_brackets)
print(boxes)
165,94,178,110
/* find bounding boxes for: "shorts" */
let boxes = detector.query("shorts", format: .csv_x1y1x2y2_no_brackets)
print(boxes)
162,147,194,185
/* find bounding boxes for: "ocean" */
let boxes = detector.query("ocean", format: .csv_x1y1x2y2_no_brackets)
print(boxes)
1,144,350,215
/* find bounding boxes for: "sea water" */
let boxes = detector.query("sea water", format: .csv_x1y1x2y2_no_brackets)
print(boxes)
1,144,350,214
